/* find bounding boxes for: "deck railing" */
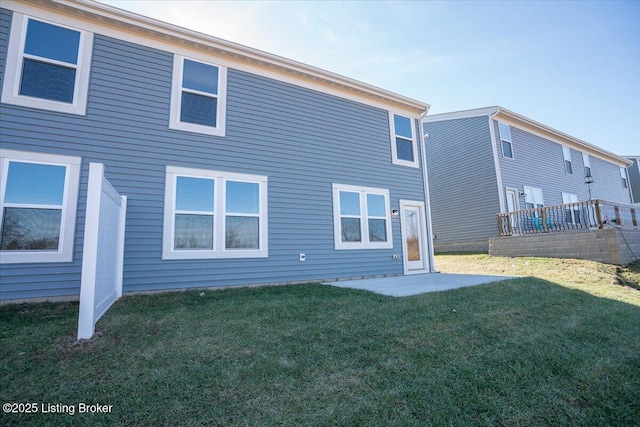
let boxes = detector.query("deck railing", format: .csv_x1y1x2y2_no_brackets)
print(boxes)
497,199,639,236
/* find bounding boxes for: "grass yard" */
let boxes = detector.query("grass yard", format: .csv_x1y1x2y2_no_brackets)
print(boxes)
1,256,639,426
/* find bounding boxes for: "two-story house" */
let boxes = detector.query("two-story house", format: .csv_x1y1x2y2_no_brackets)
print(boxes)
0,0,435,301
423,106,633,253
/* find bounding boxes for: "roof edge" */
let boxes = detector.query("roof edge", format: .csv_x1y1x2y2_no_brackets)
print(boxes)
42,0,429,114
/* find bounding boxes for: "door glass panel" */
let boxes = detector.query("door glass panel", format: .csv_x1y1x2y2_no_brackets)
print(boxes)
405,209,421,261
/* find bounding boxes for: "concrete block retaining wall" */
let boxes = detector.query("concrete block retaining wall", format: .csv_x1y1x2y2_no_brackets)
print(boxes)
489,229,640,265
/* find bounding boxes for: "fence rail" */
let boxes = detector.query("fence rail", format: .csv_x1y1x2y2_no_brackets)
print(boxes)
497,199,639,237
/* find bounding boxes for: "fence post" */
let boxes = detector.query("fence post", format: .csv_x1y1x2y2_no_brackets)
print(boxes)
595,200,603,228
541,208,548,232
614,205,621,226
632,208,638,229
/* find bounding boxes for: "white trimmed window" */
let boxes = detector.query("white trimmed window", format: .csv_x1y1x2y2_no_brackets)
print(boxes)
332,183,392,250
0,150,81,263
498,122,513,159
582,152,591,177
620,167,628,189
562,192,580,224
389,113,419,168
523,186,544,209
163,166,267,259
562,146,573,174
169,55,227,136
1,13,93,115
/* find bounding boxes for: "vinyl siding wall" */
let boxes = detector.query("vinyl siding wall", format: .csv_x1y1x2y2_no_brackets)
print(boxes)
423,116,500,249
627,157,640,204
0,8,427,300
494,120,632,208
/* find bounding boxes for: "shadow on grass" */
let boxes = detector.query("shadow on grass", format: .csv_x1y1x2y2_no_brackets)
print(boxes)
1,279,639,426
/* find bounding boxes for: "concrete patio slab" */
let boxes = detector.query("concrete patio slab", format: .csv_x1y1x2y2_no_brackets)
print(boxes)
325,273,515,297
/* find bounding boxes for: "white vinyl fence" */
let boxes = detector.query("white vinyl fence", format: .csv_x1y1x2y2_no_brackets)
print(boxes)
77,163,127,340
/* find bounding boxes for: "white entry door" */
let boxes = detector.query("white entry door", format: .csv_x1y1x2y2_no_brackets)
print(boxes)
400,200,429,274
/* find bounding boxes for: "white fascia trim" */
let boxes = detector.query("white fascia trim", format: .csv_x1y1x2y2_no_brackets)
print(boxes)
488,113,507,214
421,106,499,123
3,0,428,116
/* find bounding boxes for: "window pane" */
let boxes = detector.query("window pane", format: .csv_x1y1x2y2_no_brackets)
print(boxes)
180,92,217,127
1,208,61,250
396,137,414,162
24,19,80,64
176,177,214,212
226,216,259,249
367,194,386,217
499,123,511,141
393,114,412,139
341,217,361,242
339,191,360,215
226,181,259,214
368,218,387,242
565,160,573,174
502,141,513,158
20,59,75,103
174,214,213,249
5,162,66,205
183,59,219,94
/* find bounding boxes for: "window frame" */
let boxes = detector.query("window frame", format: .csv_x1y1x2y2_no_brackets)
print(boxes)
620,167,628,189
163,166,267,260
389,112,419,168
562,146,573,175
582,152,591,177
332,183,393,250
0,149,81,264
169,55,228,137
498,122,514,159
1,13,93,115
523,185,544,209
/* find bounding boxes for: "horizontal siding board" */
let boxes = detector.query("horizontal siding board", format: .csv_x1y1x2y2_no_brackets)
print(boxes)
424,116,500,245
0,20,427,300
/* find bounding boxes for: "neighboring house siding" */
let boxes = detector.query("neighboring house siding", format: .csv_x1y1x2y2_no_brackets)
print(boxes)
494,120,631,207
0,14,426,299
424,116,499,250
626,157,640,204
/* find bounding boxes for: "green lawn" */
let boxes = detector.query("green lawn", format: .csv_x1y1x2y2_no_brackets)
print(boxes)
1,256,639,426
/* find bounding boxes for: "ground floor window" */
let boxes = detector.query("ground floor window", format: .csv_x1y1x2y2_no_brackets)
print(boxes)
162,166,268,259
0,149,81,263
332,183,392,250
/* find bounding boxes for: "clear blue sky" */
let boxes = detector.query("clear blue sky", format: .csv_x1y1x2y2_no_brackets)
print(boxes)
101,0,640,156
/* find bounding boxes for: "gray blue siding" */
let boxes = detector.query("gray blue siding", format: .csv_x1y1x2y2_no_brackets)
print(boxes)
423,116,500,249
0,8,427,300
495,120,632,207
626,157,640,204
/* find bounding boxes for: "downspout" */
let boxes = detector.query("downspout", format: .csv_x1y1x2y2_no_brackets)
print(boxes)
419,108,437,273
488,108,506,213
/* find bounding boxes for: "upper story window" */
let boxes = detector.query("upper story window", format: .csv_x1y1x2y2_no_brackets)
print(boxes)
0,149,81,264
582,152,591,177
562,146,573,174
498,122,513,159
389,113,419,168
163,166,267,259
170,56,227,137
523,186,544,209
1,13,93,115
332,183,392,250
620,167,628,189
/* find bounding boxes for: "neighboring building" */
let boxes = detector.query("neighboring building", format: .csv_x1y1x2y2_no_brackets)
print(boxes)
624,156,640,203
423,106,633,253
0,0,435,301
